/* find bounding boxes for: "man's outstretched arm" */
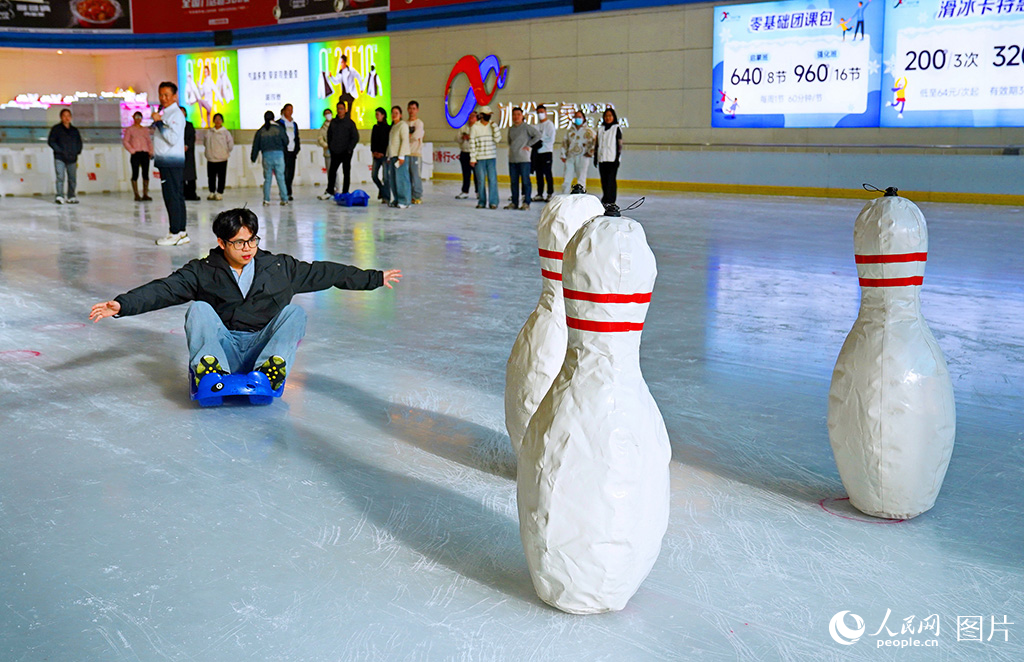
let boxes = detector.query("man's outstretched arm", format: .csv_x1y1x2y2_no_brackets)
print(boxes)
89,264,201,322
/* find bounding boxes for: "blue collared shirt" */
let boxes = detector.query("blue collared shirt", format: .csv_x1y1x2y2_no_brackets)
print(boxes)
232,259,256,298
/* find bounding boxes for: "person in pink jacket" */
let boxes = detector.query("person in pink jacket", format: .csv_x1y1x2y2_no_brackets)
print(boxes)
122,111,154,202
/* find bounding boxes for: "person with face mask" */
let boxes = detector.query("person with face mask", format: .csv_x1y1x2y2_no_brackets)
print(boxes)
531,104,556,202
560,109,596,194
316,108,332,197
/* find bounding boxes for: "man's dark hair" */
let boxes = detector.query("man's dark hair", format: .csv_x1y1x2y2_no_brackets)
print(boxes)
408,100,419,108
212,208,259,242
60,108,72,118
512,107,523,114
213,112,223,121
340,54,348,63
159,81,178,94
537,104,546,112
281,103,292,114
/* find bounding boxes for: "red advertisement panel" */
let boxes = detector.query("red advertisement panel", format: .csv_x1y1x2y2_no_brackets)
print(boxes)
131,0,278,34
388,0,482,11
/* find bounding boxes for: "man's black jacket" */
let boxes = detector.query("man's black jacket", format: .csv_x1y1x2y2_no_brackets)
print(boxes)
48,123,83,164
114,248,384,332
326,116,360,155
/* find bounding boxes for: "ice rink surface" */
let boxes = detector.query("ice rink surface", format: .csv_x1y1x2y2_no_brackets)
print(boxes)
1,182,1022,661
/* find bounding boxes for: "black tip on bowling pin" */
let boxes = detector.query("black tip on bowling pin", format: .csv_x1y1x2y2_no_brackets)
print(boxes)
571,184,587,195
862,183,900,198
604,203,621,217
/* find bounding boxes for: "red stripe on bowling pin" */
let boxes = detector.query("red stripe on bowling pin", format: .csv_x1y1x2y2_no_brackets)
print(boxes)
541,269,562,281
854,252,927,264
563,288,653,304
566,317,645,332
539,248,563,260
859,276,924,287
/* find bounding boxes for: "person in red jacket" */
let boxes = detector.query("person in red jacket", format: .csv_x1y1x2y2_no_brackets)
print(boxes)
89,208,402,391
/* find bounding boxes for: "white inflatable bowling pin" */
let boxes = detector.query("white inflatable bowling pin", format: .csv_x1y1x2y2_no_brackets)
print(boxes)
828,191,956,520
518,213,671,614
504,189,606,454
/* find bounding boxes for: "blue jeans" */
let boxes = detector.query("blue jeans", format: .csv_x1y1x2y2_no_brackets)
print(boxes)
372,155,389,202
55,159,77,198
185,301,306,375
509,161,532,207
474,158,498,207
260,150,288,202
388,157,411,206
408,155,422,200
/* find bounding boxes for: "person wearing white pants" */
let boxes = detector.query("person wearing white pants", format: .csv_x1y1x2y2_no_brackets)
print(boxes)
560,109,596,194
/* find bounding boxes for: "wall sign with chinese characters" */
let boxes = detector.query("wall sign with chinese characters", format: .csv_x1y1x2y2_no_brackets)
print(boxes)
493,102,629,130
236,44,311,129
880,0,1024,127
712,0,884,127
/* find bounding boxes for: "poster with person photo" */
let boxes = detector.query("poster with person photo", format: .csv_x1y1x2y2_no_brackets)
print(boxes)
176,51,241,130
307,35,390,130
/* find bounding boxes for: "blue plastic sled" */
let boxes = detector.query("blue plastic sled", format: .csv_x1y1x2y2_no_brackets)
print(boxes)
189,370,284,407
333,189,370,207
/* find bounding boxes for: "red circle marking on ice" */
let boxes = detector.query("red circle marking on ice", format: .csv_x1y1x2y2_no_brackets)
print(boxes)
0,350,42,361
818,497,906,524
34,322,87,332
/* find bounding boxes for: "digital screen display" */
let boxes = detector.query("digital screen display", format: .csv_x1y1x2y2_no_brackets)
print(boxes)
236,44,311,130
712,0,884,127
176,51,241,130
308,36,391,130
880,1,1024,127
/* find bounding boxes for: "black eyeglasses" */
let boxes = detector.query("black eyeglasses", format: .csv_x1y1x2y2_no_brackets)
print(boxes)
227,235,260,249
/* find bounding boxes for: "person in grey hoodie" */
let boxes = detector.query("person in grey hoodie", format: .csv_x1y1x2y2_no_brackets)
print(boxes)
47,108,83,204
506,107,542,210
251,110,289,206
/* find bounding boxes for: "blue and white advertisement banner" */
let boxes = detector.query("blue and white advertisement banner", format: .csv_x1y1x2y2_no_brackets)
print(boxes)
881,0,1024,127
712,0,884,127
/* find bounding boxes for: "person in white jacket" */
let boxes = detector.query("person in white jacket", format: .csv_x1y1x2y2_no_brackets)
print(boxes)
595,107,623,205
152,81,189,246
531,104,556,202
203,112,234,200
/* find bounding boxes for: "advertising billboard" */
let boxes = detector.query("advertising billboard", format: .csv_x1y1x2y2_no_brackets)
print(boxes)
177,51,241,130
236,44,311,130
308,36,391,130
276,0,386,21
712,0,884,128
133,0,277,34
880,0,1024,127
0,0,131,32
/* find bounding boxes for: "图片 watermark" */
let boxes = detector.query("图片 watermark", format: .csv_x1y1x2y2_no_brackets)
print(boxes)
829,609,1014,648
